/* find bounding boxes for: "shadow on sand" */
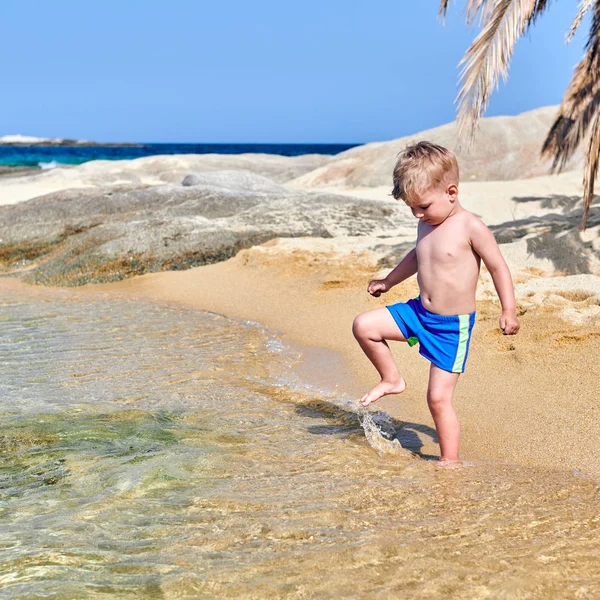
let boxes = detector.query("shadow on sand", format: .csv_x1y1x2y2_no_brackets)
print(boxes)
486,195,600,275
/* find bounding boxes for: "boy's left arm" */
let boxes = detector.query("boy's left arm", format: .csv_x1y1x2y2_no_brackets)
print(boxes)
469,218,520,335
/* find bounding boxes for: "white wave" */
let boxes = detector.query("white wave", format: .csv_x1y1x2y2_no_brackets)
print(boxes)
38,160,62,170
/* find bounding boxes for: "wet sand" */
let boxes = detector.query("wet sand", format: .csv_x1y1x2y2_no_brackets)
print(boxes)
4,279,600,598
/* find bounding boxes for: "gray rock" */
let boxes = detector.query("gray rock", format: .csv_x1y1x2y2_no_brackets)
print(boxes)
3,153,334,206
181,174,201,187
0,166,40,179
179,170,287,193
0,171,409,286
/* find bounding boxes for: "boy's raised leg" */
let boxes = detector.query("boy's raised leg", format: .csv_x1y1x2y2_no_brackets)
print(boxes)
352,308,407,407
426,363,461,465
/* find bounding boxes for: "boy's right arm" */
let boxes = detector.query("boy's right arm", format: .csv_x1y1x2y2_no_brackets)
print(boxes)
368,248,418,297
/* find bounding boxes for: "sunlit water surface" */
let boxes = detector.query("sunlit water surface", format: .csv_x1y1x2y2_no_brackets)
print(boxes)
1,289,599,599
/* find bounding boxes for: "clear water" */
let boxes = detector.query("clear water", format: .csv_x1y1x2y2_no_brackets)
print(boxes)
1,287,600,599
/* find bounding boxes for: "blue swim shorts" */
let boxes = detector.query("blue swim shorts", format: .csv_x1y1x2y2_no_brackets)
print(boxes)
386,297,476,373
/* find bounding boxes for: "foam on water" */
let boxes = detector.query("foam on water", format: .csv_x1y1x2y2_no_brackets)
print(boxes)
38,160,61,170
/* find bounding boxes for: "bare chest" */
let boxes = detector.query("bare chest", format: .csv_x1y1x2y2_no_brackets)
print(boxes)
416,223,476,267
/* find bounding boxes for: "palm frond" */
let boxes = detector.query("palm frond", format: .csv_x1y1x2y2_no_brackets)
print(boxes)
566,0,595,43
541,67,600,172
542,1,600,229
438,1,499,26
455,0,551,144
582,110,600,228
542,1,600,172
439,0,450,21
525,0,552,27
465,0,499,25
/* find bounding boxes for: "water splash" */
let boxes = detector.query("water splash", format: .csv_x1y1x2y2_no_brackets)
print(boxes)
356,405,416,457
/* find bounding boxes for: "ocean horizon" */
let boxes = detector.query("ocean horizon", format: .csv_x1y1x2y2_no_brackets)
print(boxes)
0,142,360,169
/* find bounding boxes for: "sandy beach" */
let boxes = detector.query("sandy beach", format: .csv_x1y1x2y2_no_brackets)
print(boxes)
3,167,599,476
72,222,600,476
2,109,600,596
1,107,599,478
10,0,600,590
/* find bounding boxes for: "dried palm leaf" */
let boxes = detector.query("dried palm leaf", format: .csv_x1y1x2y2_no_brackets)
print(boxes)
438,0,498,26
542,2,600,171
582,110,600,228
465,0,500,25
455,0,551,144
439,0,451,20
541,73,600,172
566,0,595,43
542,1,600,229
525,0,551,26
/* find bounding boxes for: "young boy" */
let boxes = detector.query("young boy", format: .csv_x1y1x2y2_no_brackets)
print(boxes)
352,141,519,466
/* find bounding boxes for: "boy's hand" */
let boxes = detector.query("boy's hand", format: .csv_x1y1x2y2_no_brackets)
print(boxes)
500,310,520,335
367,279,390,297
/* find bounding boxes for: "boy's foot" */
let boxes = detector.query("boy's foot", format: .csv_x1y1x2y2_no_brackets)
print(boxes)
435,458,462,469
359,377,406,407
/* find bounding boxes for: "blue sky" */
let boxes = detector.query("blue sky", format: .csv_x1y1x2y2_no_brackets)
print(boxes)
0,1,589,143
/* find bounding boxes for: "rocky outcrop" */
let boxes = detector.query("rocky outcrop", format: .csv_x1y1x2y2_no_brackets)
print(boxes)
0,166,40,179
2,107,597,289
0,171,410,286
290,106,581,189
0,152,334,206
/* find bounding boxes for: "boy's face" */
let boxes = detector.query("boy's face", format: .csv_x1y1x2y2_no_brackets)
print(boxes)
406,183,458,226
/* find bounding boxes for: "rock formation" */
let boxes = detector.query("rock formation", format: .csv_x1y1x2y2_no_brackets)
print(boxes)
289,106,582,189
0,153,334,206
0,171,409,286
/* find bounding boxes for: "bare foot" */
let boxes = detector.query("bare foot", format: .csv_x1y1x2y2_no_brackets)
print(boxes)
359,377,406,407
436,458,462,469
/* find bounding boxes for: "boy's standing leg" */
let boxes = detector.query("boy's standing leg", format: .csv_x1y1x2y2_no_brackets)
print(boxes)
427,364,461,464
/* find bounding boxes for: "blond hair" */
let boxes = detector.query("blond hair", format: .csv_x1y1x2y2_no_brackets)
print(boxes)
392,141,459,204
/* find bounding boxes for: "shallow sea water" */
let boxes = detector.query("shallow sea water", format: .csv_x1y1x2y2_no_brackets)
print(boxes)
1,289,600,599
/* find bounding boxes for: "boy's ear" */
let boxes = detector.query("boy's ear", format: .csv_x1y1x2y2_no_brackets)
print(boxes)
446,183,458,200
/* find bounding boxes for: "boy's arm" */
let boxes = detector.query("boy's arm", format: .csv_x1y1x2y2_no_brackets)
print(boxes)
469,218,520,335
384,248,418,287
368,248,418,296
